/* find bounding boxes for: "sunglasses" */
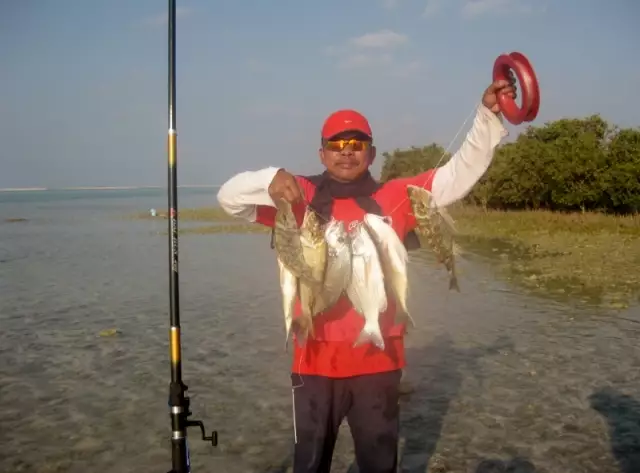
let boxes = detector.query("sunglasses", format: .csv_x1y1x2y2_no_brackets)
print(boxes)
324,138,371,152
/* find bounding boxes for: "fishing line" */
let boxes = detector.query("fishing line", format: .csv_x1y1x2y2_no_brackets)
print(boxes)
384,101,481,217
291,347,306,444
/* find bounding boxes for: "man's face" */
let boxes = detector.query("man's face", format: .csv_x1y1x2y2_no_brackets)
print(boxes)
318,131,376,182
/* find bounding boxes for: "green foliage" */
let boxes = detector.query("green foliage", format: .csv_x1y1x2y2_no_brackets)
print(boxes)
380,143,451,181
379,115,640,214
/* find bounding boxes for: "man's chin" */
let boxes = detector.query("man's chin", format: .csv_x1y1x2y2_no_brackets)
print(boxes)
329,168,366,182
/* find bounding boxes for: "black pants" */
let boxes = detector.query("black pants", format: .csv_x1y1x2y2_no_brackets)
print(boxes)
291,370,402,473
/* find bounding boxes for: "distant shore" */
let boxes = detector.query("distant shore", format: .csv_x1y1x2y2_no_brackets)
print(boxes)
0,185,220,192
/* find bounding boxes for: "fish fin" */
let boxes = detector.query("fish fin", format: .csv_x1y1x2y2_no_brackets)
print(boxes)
353,324,385,351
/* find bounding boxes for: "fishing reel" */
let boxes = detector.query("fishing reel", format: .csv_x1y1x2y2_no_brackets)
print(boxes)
184,395,218,446
166,382,218,473
493,51,540,125
178,382,218,447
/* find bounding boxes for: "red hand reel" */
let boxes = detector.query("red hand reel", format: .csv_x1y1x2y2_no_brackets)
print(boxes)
493,52,540,125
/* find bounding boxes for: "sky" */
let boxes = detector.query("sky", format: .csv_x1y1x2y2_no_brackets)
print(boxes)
1,0,639,188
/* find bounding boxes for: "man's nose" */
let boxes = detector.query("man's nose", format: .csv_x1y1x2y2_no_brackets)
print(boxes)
340,146,354,156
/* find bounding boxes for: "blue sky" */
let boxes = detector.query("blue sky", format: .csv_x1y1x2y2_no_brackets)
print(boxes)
1,0,638,188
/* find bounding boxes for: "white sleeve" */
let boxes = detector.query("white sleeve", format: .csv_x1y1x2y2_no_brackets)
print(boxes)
431,105,508,208
216,166,282,222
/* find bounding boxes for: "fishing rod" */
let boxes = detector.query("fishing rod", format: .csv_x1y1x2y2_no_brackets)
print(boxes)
166,1,217,472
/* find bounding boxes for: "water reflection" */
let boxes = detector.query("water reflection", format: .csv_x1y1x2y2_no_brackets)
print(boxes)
397,334,514,473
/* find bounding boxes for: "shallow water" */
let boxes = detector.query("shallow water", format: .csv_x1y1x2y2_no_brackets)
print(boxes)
1,189,639,473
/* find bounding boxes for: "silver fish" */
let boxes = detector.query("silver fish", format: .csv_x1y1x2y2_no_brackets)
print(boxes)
277,257,297,349
346,223,388,350
407,185,460,291
363,213,414,328
312,220,352,314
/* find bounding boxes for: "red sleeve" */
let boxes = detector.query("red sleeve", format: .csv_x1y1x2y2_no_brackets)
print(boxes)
254,176,314,227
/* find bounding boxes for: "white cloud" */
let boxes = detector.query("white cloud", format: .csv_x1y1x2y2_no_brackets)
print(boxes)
349,30,409,49
142,6,192,27
324,29,421,74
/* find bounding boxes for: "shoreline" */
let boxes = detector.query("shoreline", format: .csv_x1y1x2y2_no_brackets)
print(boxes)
134,205,640,309
0,185,220,192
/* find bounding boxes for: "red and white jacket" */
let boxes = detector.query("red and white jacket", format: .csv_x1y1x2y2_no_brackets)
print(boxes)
217,105,507,378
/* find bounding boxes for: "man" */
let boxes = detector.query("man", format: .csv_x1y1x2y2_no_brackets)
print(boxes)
217,79,514,473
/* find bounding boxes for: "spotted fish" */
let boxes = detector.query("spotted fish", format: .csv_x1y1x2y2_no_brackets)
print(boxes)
407,185,460,291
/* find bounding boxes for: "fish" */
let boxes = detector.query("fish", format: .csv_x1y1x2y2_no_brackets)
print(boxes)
277,257,297,349
407,185,460,291
346,222,388,351
312,219,353,314
293,207,328,343
273,200,318,285
363,213,414,328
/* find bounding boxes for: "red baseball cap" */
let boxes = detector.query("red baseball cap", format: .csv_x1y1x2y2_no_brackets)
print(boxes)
321,109,372,140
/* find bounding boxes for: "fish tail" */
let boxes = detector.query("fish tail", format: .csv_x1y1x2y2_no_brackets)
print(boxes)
311,290,327,315
308,321,316,339
353,323,385,351
395,310,416,328
284,321,294,352
285,314,292,334
293,326,308,349
292,316,315,345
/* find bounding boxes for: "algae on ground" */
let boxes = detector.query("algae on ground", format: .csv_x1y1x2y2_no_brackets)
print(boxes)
450,206,640,308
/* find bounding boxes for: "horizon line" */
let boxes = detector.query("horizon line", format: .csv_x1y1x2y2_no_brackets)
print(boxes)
0,185,221,192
